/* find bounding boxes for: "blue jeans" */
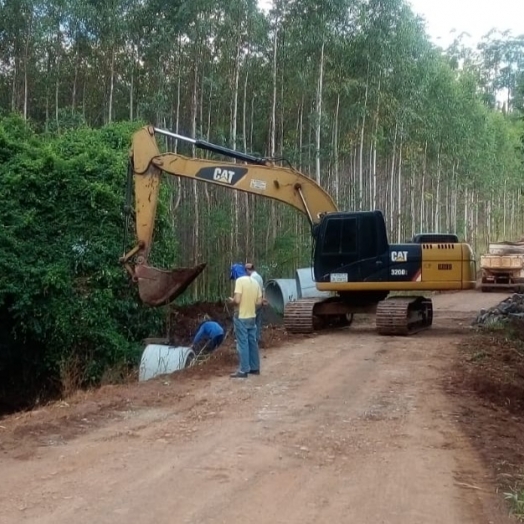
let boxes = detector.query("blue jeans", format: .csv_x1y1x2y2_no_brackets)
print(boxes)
194,334,224,355
233,316,259,373
210,334,224,351
255,306,263,344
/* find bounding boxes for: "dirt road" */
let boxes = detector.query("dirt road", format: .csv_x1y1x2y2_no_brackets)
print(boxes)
0,291,514,523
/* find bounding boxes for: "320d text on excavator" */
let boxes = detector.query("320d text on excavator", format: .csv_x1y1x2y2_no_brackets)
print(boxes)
120,125,477,337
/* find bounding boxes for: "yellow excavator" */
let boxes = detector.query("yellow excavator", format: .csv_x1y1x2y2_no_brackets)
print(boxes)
120,125,476,336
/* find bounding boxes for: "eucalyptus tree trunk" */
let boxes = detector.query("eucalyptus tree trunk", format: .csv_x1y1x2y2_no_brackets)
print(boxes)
486,198,492,241
242,67,252,259
82,78,86,119
129,58,134,121
299,95,304,170
266,20,279,254
23,12,33,121
175,35,182,149
55,55,61,128
410,171,416,237
108,47,115,123
420,141,427,231
315,40,325,184
250,95,255,150
445,181,449,232
11,57,17,112
333,93,340,205
358,73,369,210
510,193,516,239
44,48,51,129
389,123,398,232
371,77,381,210
190,49,200,291
171,40,183,213
453,174,458,233
269,23,278,158
464,187,469,241
475,191,479,248
434,148,441,232
503,179,507,237
199,67,205,136
243,69,249,153
230,34,242,253
371,131,378,210
396,130,403,243
420,171,425,232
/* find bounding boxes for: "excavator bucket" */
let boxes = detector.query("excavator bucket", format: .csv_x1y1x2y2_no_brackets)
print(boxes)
134,263,207,307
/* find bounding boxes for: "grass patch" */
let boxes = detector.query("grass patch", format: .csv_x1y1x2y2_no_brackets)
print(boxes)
504,481,524,521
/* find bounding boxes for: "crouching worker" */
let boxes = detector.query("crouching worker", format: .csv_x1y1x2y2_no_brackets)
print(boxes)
190,315,225,355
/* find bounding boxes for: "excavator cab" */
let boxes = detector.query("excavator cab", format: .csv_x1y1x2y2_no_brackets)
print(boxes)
312,211,389,283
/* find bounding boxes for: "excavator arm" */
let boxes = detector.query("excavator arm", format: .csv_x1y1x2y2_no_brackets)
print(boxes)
120,125,338,306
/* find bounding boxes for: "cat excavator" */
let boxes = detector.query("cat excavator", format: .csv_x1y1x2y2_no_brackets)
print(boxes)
120,125,476,336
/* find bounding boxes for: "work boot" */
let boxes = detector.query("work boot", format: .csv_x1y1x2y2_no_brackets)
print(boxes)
230,371,248,378
248,370,260,375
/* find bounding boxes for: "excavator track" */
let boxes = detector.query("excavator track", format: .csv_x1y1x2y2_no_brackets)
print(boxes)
375,296,433,336
284,298,354,334
284,298,324,334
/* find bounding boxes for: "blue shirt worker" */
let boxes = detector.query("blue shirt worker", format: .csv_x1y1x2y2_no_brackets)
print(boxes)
191,316,225,353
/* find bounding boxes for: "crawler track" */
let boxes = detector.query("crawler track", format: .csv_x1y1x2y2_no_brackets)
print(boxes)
285,296,433,336
375,296,433,336
284,298,322,334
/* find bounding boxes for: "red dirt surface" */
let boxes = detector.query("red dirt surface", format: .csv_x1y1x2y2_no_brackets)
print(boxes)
446,317,524,496
1,291,523,523
0,301,304,455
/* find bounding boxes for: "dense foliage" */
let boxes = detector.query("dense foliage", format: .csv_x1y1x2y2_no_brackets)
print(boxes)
0,117,177,411
0,0,523,408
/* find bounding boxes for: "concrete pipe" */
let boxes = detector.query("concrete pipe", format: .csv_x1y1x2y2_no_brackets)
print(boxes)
295,267,332,299
139,344,195,382
264,278,298,314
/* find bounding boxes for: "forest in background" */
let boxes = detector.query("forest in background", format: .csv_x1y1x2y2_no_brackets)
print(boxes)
0,0,523,408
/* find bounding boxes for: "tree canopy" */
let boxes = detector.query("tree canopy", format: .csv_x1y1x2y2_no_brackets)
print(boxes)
0,0,523,408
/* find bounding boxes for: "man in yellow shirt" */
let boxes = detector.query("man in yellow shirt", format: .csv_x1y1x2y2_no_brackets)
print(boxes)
244,262,266,345
228,263,263,378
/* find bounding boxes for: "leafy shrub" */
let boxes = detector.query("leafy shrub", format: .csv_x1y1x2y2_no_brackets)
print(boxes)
0,116,176,412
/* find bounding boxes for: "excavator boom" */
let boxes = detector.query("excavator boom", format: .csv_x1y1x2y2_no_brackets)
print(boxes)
121,125,338,306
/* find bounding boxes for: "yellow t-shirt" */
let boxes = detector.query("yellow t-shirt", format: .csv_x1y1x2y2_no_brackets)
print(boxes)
234,276,262,319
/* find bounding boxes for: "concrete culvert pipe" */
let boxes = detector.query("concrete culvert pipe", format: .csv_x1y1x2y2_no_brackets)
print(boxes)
295,267,332,299
139,344,195,382
265,279,298,314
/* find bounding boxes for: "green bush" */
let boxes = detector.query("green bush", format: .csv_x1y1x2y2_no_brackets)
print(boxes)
0,116,175,411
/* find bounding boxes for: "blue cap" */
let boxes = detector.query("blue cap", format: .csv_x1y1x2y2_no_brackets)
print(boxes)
230,263,247,280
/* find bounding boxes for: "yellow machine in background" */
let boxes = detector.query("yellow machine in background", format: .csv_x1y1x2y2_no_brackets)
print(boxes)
120,125,476,336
